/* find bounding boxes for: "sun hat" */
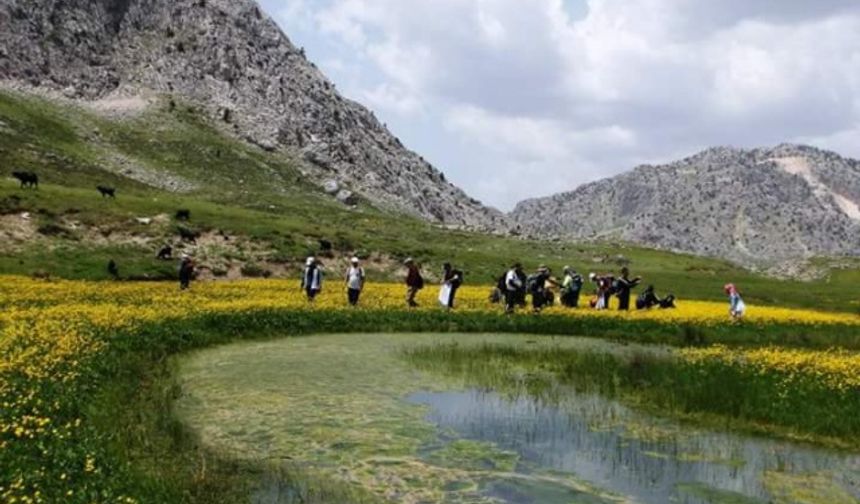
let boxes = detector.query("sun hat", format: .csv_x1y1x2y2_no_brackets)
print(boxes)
350,257,360,263
306,256,315,266
404,257,414,264
589,272,597,281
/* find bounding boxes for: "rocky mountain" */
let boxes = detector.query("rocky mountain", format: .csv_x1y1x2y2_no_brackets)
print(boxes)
510,144,860,263
0,0,505,229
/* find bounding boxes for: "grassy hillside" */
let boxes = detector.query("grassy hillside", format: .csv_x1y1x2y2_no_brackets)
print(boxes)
1,89,858,312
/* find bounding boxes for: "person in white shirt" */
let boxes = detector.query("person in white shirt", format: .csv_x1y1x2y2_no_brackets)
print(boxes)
345,257,366,306
301,256,323,301
504,263,524,314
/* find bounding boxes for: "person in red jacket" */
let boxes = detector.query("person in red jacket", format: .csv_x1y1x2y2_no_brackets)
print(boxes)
404,258,424,308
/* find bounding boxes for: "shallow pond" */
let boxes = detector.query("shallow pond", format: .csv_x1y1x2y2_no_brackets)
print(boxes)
173,333,860,503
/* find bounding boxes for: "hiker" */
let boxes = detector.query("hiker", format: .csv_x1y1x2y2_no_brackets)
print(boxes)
404,258,424,308
178,254,195,290
301,257,323,301
589,273,613,310
504,263,525,314
615,267,642,311
344,257,365,306
440,262,464,310
560,266,583,308
107,260,119,280
724,283,746,320
527,265,558,313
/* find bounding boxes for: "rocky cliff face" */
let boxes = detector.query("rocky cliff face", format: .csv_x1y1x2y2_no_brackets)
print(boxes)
0,0,505,229
510,144,860,262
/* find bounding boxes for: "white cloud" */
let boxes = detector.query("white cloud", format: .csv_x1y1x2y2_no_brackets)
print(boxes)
262,0,860,210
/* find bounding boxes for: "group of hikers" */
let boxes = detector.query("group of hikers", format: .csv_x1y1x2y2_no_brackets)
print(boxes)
494,263,676,314
175,254,746,320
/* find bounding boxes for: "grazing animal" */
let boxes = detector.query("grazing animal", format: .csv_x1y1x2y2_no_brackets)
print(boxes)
175,209,191,221
177,227,200,244
12,171,38,189
135,217,153,226
97,186,116,198
156,245,173,260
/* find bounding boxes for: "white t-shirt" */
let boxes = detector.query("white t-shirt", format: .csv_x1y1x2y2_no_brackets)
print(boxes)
505,270,522,292
346,266,365,290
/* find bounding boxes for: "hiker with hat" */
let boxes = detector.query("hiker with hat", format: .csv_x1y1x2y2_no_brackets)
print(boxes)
344,257,366,306
404,258,424,308
301,256,323,301
178,253,195,290
560,266,584,308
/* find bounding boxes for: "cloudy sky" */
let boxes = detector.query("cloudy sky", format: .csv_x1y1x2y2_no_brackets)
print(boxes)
259,0,860,210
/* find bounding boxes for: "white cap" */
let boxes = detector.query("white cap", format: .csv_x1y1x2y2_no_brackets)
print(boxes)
589,272,597,281
306,256,315,266
181,253,190,260
350,257,360,263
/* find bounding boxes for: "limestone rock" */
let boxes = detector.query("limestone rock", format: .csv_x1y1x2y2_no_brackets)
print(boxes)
510,144,860,263
0,0,506,230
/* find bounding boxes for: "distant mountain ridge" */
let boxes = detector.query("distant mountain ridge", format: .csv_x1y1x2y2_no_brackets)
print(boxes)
0,0,505,229
510,144,860,262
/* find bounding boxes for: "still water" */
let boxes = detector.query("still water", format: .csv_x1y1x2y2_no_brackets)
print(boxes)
408,388,860,504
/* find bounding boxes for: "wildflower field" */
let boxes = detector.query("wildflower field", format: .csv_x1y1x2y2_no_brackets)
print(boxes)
1,276,859,502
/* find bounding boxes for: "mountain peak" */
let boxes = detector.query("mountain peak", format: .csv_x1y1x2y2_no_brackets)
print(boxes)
0,0,505,229
510,144,860,263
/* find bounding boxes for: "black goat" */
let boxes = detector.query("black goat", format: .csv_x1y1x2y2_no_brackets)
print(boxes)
97,186,116,198
12,171,38,189
156,245,173,261
175,209,191,221
177,227,200,244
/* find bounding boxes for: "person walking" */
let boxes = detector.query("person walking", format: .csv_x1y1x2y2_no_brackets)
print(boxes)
615,267,642,311
440,262,464,310
178,254,195,290
344,257,365,306
528,265,557,313
724,283,746,320
404,258,424,308
561,266,583,308
504,263,524,314
301,257,323,301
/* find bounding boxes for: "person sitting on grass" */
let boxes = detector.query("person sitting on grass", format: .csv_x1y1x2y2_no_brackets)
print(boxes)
344,257,365,307
178,254,195,291
301,256,323,302
724,283,746,321
636,285,677,310
404,258,424,308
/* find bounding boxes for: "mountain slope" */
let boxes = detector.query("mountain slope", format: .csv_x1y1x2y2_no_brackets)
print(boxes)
0,0,505,228
510,144,860,262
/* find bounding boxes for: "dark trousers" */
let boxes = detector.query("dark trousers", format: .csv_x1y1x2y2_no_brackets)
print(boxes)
504,290,518,313
348,288,361,306
618,293,631,311
561,290,580,308
447,285,459,308
306,288,320,300
179,274,191,290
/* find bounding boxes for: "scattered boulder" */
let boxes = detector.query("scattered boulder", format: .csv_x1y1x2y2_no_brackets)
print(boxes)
323,180,340,195
336,189,358,206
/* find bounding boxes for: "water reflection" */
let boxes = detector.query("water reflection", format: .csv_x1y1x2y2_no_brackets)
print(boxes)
409,389,860,504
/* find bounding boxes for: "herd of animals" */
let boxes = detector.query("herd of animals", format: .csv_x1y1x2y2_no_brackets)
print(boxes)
10,169,204,249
